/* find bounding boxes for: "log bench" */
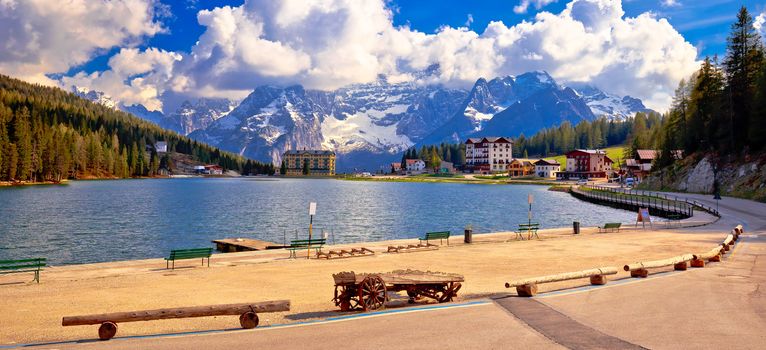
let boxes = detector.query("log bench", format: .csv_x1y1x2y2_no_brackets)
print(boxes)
691,245,725,267
62,300,290,340
0,258,46,283
505,267,618,297
316,247,374,259
165,248,212,270
623,254,695,278
386,243,438,253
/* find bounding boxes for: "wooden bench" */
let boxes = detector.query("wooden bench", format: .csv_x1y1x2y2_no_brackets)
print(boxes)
0,258,46,283
598,222,622,233
515,223,540,240
287,239,326,258
165,248,213,270
419,231,451,245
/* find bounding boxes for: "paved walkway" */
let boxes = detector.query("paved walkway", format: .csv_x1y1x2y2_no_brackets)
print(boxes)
8,192,764,349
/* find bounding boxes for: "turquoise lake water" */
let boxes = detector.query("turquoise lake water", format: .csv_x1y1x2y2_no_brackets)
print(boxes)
0,178,636,264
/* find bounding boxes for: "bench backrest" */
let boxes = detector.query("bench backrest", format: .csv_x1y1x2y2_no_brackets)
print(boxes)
425,231,450,239
169,248,212,259
0,258,46,271
290,239,326,248
518,223,540,228
604,223,622,228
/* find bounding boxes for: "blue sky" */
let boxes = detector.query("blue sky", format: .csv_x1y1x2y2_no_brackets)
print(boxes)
73,0,763,75
5,0,762,112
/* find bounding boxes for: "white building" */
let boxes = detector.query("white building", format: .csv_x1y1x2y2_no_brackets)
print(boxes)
155,141,168,153
405,159,426,174
534,159,561,178
465,137,513,174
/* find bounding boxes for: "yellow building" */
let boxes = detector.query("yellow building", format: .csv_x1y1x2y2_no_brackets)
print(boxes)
282,149,336,176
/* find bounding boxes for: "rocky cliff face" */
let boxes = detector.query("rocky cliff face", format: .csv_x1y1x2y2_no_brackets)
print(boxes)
640,155,766,202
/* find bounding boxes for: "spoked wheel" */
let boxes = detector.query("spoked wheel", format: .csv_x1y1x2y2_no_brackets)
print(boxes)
334,284,361,311
438,282,462,303
358,275,387,311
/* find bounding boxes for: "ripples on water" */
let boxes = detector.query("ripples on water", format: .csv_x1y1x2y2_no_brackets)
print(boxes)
0,178,636,264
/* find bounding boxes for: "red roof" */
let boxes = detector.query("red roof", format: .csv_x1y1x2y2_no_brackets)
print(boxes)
405,159,423,165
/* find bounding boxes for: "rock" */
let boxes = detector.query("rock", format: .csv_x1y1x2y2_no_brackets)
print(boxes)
684,156,715,193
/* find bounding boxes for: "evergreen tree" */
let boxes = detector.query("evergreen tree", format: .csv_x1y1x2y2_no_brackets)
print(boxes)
723,6,764,151
14,107,32,181
280,160,287,175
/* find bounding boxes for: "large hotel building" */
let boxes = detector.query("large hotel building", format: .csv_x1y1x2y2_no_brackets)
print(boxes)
282,149,336,176
464,137,514,174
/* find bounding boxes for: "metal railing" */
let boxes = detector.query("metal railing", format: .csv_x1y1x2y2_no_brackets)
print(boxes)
574,185,720,218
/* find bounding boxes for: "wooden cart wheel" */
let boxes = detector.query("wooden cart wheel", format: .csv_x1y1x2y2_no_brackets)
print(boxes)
358,275,387,311
335,285,361,311
98,321,117,340
239,311,259,329
438,282,462,303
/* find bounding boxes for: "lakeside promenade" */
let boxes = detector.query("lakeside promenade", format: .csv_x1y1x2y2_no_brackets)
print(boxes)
0,199,730,347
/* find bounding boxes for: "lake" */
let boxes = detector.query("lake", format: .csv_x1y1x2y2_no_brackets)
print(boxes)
0,178,636,265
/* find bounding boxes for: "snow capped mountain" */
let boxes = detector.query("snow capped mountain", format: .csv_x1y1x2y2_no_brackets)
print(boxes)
571,84,653,120
190,78,467,170
71,86,118,110
161,98,237,135
72,70,654,171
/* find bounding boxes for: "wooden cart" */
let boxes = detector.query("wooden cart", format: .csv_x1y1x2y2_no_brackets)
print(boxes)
332,269,464,311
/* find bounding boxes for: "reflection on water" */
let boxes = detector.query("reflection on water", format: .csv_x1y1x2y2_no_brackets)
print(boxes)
0,178,635,264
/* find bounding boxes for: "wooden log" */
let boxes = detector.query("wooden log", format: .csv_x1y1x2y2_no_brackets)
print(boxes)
722,234,734,247
62,300,290,326
735,224,744,234
693,245,724,262
505,267,618,288
623,254,695,273
630,268,648,278
516,284,538,297
690,259,705,268
709,254,721,262
387,246,398,253
239,311,259,329
674,261,688,271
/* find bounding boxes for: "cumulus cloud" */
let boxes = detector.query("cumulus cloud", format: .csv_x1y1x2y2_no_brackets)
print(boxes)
514,0,559,14
660,0,681,7
2,0,699,112
754,11,766,38
0,0,165,85
61,48,181,111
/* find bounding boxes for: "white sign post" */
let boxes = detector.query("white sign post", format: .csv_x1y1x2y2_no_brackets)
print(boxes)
307,202,317,259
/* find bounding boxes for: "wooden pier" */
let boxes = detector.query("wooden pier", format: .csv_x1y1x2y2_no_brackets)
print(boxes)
212,238,284,252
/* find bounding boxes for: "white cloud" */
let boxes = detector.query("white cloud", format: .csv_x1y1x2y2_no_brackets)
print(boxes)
514,0,559,14
61,48,181,111
2,0,699,112
754,12,766,38
465,14,474,27
660,0,681,7
0,0,164,85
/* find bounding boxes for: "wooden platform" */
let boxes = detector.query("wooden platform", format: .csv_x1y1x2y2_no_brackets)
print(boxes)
212,238,283,252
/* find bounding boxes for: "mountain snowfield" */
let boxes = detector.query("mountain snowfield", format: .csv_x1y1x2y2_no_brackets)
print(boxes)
72,70,651,171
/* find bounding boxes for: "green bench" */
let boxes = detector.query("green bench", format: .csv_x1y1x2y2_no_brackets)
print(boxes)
165,248,213,270
598,223,622,233
515,223,540,240
0,258,46,283
419,231,451,246
287,239,326,258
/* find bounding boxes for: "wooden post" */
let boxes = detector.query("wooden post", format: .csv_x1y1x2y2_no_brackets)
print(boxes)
516,284,538,297
690,259,705,268
673,261,687,271
98,322,117,340
624,254,694,277
630,268,648,278
589,274,607,285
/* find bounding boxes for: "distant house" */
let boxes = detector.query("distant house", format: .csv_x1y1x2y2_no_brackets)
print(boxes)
534,159,560,178
282,149,336,176
405,159,426,175
624,149,682,181
439,160,456,174
557,149,613,179
155,141,168,153
193,165,206,174
508,158,539,177
205,165,223,175
390,162,402,174
464,137,514,174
